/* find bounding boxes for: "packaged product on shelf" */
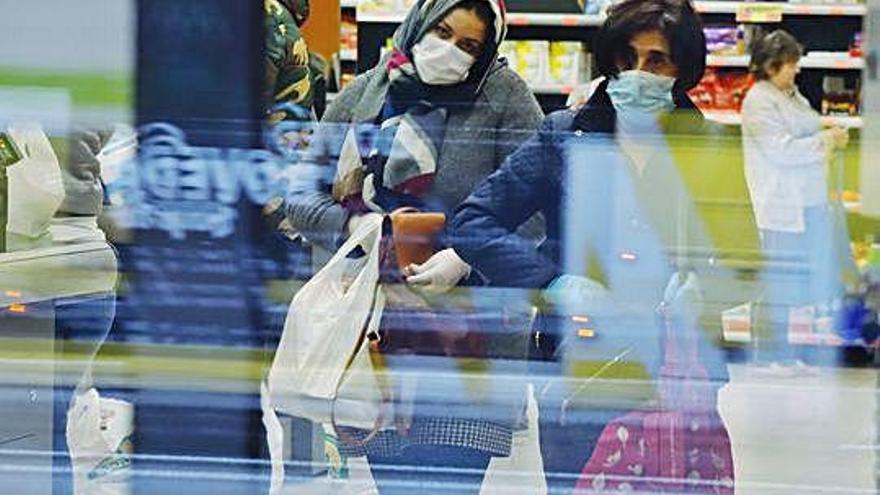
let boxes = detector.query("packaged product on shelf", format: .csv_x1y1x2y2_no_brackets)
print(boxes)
736,24,746,55
688,68,755,113
505,0,585,13
688,72,716,111
513,40,550,86
821,76,859,116
704,26,741,56
0,131,19,252
340,19,357,53
378,37,394,61
357,0,399,14
498,41,518,71
850,32,864,58
548,41,587,87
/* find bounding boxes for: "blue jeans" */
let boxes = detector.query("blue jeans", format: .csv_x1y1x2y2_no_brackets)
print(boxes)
758,205,848,360
368,445,491,495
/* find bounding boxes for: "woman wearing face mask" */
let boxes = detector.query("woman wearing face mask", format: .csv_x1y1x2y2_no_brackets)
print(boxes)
450,0,732,491
741,30,851,367
283,0,543,493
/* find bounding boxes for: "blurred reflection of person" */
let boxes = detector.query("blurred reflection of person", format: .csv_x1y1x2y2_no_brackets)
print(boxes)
49,127,123,492
264,0,316,123
741,30,851,365
450,0,731,491
53,127,119,343
281,0,543,492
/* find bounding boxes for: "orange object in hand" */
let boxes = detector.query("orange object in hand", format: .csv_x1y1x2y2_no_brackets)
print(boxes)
389,208,446,272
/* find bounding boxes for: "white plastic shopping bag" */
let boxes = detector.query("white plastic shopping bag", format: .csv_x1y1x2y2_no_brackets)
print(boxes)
4,123,64,249
266,211,388,428
481,384,546,495
66,388,134,495
263,213,390,495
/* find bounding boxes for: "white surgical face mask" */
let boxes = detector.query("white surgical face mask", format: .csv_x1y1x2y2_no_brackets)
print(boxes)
606,70,676,115
412,32,476,86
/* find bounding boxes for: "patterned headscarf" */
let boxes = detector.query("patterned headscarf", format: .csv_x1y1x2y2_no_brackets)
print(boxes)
385,0,507,106
333,0,508,212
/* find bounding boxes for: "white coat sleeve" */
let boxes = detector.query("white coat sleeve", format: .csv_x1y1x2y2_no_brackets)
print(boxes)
741,93,831,169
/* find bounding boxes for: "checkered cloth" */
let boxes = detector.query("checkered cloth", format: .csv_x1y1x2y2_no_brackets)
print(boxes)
336,417,513,458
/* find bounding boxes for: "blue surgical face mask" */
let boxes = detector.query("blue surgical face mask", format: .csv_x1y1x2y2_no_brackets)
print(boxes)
606,70,676,115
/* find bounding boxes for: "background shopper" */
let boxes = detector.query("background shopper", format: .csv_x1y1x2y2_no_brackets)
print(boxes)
741,30,852,364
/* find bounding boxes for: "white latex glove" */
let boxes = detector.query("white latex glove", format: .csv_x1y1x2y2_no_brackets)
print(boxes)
404,248,471,293
545,274,610,315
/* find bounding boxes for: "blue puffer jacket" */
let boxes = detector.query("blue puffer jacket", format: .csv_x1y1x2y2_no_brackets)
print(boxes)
451,80,711,287
451,81,730,411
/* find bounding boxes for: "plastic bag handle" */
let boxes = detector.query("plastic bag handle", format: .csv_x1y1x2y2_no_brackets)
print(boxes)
324,212,384,269
331,285,392,446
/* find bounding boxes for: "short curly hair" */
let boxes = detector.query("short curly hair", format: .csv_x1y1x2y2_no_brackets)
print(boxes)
749,30,803,80
593,0,706,91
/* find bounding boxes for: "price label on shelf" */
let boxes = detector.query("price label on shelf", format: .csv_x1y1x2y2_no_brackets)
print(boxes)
736,3,784,23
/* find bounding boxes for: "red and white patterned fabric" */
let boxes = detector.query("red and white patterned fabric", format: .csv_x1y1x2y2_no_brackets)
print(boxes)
575,273,735,494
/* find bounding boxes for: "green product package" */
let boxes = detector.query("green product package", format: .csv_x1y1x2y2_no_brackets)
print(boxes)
0,132,23,252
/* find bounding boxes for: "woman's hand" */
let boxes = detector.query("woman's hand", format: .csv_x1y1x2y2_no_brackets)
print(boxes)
404,248,471,293
824,126,850,151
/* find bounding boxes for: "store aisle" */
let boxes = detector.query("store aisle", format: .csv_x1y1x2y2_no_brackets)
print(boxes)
719,364,879,494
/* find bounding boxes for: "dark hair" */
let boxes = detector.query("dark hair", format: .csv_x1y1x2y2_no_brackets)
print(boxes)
594,0,706,90
455,0,495,30
749,30,802,80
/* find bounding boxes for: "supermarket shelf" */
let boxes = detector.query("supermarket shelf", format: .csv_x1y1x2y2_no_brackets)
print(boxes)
705,110,863,128
707,55,752,68
358,2,866,24
506,12,605,27
707,54,864,69
358,12,603,26
695,1,866,16
820,115,863,128
704,111,745,126
800,55,865,70
357,12,405,23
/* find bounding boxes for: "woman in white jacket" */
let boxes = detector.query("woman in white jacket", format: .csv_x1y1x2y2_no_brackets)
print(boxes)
741,30,849,362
